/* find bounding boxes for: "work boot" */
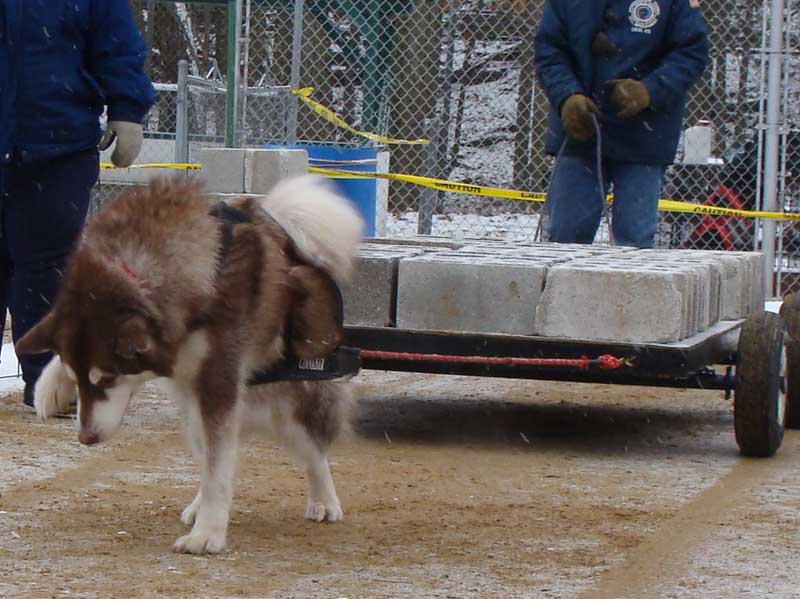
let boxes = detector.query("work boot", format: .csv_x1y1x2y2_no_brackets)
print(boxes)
22,383,35,408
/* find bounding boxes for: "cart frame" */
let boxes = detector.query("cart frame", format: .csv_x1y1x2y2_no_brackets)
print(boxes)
344,312,793,458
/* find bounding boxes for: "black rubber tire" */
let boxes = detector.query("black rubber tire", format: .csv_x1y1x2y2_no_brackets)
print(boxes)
784,339,800,429
734,311,786,457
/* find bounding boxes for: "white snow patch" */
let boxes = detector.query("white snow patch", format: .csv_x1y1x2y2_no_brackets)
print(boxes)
0,343,23,395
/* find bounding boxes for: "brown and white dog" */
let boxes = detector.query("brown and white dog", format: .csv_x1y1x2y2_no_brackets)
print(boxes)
16,175,363,554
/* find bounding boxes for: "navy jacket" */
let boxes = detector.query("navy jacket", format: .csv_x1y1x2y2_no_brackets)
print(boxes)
0,0,155,163
534,0,708,165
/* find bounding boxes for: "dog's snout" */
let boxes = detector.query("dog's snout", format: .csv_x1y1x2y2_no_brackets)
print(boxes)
79,429,100,446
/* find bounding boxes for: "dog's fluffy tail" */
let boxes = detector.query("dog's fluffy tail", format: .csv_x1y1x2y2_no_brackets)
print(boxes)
260,175,364,282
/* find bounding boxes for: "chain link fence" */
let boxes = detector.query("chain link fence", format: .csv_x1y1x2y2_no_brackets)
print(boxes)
235,0,775,247
91,1,799,294
774,0,800,296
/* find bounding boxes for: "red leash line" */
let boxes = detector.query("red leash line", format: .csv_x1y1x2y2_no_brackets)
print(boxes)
358,350,633,370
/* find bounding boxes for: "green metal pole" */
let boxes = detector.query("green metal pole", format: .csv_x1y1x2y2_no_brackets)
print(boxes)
346,0,392,144
225,0,237,146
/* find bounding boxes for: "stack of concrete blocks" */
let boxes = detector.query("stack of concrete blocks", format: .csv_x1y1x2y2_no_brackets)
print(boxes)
535,255,711,343
197,147,308,195
394,244,610,335
342,239,764,344
534,249,763,343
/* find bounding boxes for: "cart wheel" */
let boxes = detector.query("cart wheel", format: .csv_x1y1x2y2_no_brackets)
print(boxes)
784,340,800,429
779,293,800,429
734,311,786,457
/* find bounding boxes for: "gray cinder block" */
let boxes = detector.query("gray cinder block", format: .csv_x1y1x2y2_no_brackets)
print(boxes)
679,250,764,319
244,149,308,194
534,262,691,343
198,148,246,193
396,253,549,335
364,236,464,250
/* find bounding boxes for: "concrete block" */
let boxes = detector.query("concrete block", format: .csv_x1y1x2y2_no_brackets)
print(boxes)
342,247,426,327
198,148,246,193
396,254,548,334
244,149,308,194
375,151,390,237
684,250,764,319
362,236,464,250
534,262,692,343
688,250,763,319
457,245,596,264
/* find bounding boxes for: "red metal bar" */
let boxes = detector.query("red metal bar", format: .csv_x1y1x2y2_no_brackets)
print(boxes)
358,350,632,370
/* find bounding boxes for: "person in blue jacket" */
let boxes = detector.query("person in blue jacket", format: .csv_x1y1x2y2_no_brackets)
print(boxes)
0,0,155,407
534,0,708,247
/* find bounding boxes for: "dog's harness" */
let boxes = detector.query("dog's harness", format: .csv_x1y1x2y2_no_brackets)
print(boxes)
208,201,361,386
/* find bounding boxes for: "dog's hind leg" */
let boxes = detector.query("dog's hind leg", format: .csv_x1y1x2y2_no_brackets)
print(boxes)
293,428,343,523
274,381,349,523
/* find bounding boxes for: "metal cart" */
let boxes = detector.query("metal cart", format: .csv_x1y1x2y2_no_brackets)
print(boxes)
344,307,797,458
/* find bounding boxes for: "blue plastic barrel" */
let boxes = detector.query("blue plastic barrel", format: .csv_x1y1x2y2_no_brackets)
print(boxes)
264,144,377,236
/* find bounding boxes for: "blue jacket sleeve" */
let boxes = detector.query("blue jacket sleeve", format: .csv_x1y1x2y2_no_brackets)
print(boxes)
86,0,155,123
642,1,709,111
533,0,584,113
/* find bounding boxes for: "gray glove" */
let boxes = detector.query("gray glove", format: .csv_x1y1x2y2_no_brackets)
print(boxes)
99,121,143,168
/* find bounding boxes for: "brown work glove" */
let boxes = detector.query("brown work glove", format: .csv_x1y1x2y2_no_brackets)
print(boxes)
560,94,600,141
604,79,651,119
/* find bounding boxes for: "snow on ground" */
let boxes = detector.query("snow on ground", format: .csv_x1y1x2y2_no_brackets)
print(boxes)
386,210,542,241
0,343,23,396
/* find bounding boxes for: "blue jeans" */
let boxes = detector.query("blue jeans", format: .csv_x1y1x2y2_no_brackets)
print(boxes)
547,155,667,248
0,149,98,385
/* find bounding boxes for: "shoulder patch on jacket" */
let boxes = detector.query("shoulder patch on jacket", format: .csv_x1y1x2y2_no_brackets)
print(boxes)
629,0,661,32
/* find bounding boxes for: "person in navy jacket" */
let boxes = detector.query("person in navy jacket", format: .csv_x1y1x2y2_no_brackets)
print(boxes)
0,0,154,407
534,0,708,247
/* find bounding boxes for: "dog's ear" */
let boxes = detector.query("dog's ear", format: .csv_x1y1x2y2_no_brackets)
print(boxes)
16,312,58,355
287,265,343,359
114,314,154,360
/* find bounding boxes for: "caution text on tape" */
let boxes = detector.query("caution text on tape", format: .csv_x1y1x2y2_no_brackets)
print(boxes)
98,162,800,223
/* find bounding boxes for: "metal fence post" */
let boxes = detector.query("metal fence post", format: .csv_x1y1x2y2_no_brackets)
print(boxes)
286,0,305,145
761,0,785,297
418,118,439,235
175,59,189,164
143,0,156,77
225,0,243,147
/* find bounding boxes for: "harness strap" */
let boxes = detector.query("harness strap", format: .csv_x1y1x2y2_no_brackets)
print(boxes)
208,201,358,384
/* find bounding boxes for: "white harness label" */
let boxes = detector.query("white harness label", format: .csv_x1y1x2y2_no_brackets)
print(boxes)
299,358,326,371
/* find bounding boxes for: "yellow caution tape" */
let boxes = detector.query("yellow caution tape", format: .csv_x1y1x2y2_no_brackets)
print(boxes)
100,162,201,170
309,166,547,202
97,162,800,223
291,88,430,146
310,166,800,223
657,199,800,222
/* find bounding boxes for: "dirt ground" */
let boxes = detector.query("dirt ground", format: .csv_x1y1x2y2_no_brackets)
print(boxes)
1,369,800,598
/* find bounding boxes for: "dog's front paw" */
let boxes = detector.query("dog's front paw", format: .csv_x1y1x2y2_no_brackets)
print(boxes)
173,526,227,555
34,357,77,421
305,498,343,523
